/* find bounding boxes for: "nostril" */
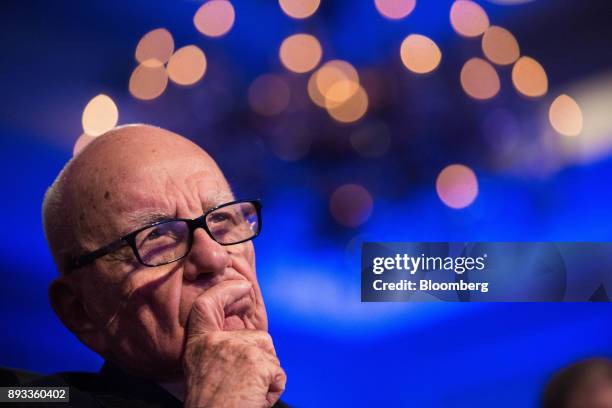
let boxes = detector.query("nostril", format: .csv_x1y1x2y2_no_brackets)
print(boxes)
184,229,232,275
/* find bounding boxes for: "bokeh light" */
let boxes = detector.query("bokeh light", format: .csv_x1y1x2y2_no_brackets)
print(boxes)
194,0,235,38
248,74,291,116
135,28,174,66
279,0,320,19
460,57,500,100
167,45,207,86
308,60,359,108
307,70,326,107
326,85,369,123
482,26,520,66
329,184,374,227
400,34,442,74
129,60,169,100
266,124,312,161
436,164,479,209
350,121,392,158
73,133,96,156
318,61,359,97
555,73,612,164
325,79,360,109
512,56,548,97
374,0,417,20
279,34,322,73
450,0,490,38
549,94,583,137
81,94,118,136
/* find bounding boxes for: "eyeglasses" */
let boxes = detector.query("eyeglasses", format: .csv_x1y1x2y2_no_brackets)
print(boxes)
66,199,262,271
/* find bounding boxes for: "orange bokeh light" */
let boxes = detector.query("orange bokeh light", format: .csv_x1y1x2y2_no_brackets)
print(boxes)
450,0,490,38
326,85,369,123
482,26,520,66
400,34,442,74
129,61,169,100
460,58,500,100
308,60,359,107
279,0,320,19
512,56,548,98
82,94,119,136
375,0,416,20
135,28,174,66
167,45,207,86
549,94,583,136
194,0,235,37
279,34,322,73
436,164,479,209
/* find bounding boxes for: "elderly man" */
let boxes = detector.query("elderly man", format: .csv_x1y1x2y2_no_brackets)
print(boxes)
4,125,287,407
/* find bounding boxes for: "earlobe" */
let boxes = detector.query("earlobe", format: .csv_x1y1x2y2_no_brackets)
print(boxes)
48,277,106,352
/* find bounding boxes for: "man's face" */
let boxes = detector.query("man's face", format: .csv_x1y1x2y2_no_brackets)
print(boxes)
61,130,268,380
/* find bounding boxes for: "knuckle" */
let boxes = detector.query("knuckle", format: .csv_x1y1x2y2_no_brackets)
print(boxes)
261,332,274,346
225,335,244,348
202,331,222,347
242,345,262,364
277,367,287,384
270,354,281,366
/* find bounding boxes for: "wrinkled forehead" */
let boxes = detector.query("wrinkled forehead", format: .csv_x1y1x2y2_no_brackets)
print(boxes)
74,153,234,243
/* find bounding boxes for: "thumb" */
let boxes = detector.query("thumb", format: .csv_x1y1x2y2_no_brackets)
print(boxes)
187,280,253,335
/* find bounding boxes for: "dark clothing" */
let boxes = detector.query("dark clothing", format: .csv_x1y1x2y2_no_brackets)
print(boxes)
0,363,289,408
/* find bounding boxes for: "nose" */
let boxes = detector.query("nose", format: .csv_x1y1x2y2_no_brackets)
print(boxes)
182,227,231,281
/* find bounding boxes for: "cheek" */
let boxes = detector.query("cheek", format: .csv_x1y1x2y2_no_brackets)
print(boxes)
229,244,268,327
228,242,256,279
177,286,199,327
108,266,185,341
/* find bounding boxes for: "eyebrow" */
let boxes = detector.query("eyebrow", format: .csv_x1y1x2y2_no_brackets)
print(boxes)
121,191,236,234
123,210,172,234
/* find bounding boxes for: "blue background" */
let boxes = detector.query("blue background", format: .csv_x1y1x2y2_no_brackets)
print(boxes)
1,0,611,406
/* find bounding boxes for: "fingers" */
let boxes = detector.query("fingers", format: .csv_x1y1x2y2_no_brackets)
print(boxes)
235,329,278,357
184,282,286,407
187,280,253,334
240,331,285,404
267,366,287,407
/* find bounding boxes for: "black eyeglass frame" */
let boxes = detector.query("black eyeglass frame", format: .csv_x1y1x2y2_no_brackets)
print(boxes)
66,199,262,272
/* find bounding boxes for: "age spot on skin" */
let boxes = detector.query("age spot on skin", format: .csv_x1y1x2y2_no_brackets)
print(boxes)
104,191,111,200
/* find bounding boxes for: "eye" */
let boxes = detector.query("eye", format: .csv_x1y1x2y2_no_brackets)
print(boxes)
209,211,231,224
144,227,163,241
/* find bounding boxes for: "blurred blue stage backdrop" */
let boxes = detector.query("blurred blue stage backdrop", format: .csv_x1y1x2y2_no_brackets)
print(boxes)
1,0,611,406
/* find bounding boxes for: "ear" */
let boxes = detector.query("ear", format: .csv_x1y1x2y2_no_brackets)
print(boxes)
48,276,107,354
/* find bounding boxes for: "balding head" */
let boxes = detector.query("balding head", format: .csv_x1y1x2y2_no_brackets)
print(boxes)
43,124,228,274
44,124,267,380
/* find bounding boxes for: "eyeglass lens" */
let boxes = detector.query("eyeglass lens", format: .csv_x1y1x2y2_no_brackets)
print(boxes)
133,201,259,266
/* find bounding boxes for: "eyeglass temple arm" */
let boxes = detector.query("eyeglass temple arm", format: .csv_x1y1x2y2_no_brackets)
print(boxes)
66,239,129,272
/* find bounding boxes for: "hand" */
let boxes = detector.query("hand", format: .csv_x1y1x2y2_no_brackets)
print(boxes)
183,280,286,408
